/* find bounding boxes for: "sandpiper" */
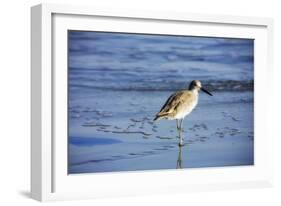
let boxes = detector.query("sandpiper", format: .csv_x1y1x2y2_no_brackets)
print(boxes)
154,80,213,146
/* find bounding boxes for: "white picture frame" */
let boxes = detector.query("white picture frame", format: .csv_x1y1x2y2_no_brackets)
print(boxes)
31,3,274,202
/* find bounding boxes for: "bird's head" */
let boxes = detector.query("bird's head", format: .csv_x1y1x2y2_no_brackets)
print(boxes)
189,80,213,96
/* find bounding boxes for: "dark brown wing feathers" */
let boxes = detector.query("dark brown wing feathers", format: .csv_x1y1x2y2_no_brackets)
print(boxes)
154,90,186,120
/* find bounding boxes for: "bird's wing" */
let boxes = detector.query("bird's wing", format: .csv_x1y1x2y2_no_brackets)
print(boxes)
156,90,187,116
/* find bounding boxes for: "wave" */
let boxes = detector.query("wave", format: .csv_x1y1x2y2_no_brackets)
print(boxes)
68,31,254,93
70,79,253,92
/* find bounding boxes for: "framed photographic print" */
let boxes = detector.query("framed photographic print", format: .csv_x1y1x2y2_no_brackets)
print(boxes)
31,3,274,201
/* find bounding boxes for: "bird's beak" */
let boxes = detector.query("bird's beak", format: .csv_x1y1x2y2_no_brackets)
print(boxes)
201,87,213,96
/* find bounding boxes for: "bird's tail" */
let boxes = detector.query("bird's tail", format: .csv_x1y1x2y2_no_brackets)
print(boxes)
153,116,160,121
153,114,167,121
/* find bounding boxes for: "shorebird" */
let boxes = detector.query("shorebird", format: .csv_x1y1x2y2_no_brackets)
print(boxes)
154,80,213,146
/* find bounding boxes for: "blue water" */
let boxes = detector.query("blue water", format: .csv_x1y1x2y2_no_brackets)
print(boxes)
68,31,254,174
68,31,253,93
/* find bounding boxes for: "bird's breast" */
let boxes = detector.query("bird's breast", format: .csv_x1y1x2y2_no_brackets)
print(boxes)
175,94,198,119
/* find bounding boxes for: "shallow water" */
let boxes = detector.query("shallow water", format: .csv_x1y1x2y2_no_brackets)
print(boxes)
68,90,253,173
68,31,254,174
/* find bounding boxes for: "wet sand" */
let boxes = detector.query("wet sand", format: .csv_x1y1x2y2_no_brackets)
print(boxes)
68,89,254,174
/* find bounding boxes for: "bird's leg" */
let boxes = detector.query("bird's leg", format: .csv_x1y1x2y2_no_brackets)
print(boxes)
176,119,180,132
179,119,184,146
180,119,184,133
176,119,181,145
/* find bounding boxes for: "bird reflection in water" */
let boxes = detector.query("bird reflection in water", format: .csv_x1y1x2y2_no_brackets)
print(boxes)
176,145,184,169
